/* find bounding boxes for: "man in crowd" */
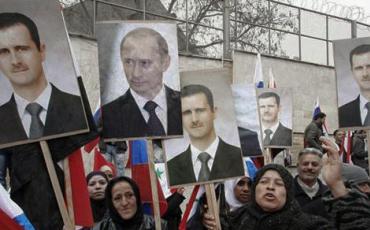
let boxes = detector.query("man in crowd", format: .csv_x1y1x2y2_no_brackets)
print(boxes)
342,163,370,196
258,91,292,147
333,129,349,163
0,12,87,145
304,112,326,153
339,44,370,127
352,130,369,173
102,27,182,139
294,148,328,218
167,84,244,186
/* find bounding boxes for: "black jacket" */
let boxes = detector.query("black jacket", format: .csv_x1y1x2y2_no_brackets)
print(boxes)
293,176,329,219
224,200,332,230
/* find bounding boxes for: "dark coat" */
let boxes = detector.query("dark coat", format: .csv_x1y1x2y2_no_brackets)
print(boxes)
0,84,88,146
303,121,324,152
102,86,182,139
162,192,185,230
293,176,329,219
93,215,167,230
339,96,362,127
322,189,370,229
167,138,244,186
225,200,332,230
268,123,292,147
351,135,369,171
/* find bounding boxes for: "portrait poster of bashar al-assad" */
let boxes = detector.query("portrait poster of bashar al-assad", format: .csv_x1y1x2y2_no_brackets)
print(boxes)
231,83,263,157
0,0,89,149
256,88,293,148
334,37,370,129
163,69,245,187
96,21,182,141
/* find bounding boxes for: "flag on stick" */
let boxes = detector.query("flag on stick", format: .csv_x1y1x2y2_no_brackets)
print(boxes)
312,97,329,136
343,131,353,164
253,53,264,88
268,68,276,88
130,140,168,216
0,185,34,230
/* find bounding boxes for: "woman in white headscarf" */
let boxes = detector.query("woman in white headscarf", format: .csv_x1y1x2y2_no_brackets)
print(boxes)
224,176,252,211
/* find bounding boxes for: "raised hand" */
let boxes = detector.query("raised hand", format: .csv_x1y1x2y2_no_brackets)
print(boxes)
320,136,348,198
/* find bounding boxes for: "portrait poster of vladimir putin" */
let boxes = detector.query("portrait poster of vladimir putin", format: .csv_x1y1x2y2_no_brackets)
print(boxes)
334,37,370,129
256,88,293,148
164,69,245,187
0,0,89,148
96,21,182,141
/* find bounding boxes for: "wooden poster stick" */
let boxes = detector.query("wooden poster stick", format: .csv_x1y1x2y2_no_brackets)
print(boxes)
146,139,162,230
63,158,75,226
205,183,221,230
264,148,272,164
40,141,74,230
367,131,370,175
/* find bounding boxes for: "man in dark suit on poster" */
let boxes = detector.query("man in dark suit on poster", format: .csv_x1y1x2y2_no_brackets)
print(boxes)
102,27,182,139
167,84,244,186
339,44,370,127
258,91,292,147
0,12,87,145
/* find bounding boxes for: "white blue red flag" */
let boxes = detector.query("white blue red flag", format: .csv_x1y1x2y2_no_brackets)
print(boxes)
0,185,34,230
253,53,264,88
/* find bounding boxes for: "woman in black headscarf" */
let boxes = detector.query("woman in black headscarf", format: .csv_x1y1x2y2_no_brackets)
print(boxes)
86,171,109,224
203,164,333,230
93,176,167,230
231,164,333,230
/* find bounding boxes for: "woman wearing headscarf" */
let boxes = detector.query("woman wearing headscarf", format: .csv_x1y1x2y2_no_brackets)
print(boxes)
203,163,333,229
224,176,252,212
86,171,109,224
225,164,332,230
93,176,167,230
204,137,370,229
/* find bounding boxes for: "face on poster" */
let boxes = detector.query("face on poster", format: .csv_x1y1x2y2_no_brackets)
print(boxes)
334,37,370,129
0,0,88,149
164,69,245,187
256,88,293,148
96,21,182,141
231,83,263,157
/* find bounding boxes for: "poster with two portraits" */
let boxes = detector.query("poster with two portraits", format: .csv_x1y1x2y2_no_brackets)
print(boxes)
0,0,89,149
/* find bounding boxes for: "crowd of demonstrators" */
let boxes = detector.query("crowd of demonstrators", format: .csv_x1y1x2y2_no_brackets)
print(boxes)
93,176,167,230
351,130,369,173
293,148,329,218
202,137,370,230
304,112,326,152
86,171,109,225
